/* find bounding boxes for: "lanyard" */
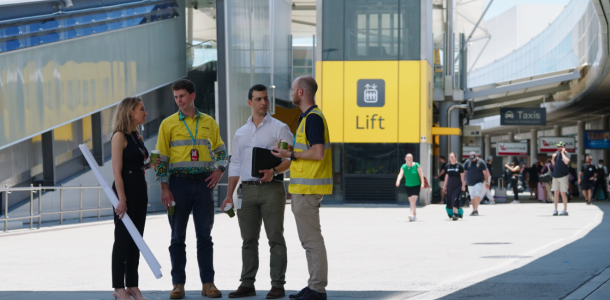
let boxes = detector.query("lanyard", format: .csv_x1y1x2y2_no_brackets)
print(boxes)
182,117,199,147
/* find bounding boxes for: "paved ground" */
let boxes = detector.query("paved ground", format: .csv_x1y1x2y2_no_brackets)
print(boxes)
1,200,610,300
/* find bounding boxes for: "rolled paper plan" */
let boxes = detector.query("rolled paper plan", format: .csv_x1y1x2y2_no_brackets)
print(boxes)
78,144,163,279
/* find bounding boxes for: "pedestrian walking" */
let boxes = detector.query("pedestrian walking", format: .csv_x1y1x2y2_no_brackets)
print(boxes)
110,97,159,300
541,159,553,201
482,156,496,204
220,84,294,299
443,152,466,221
155,79,228,299
594,159,608,201
579,155,597,205
435,156,447,204
505,160,521,203
520,162,527,192
551,141,570,216
464,151,490,216
272,76,331,300
528,163,540,200
396,153,425,221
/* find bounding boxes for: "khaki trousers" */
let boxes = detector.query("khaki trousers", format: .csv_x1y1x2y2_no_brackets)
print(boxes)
237,181,287,288
291,194,328,293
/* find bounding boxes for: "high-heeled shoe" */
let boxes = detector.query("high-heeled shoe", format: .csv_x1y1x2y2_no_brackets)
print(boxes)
113,289,132,300
126,287,150,300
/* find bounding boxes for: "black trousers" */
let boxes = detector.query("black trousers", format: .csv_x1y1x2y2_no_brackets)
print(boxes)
511,178,519,200
594,180,608,200
111,171,148,288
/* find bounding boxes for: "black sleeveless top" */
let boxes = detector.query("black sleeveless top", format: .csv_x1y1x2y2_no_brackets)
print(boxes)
122,131,148,174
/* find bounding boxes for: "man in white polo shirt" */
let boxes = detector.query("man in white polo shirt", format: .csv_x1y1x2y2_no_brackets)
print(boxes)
221,84,294,299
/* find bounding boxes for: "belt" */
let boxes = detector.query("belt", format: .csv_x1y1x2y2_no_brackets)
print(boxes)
122,167,145,175
241,180,272,186
171,172,210,180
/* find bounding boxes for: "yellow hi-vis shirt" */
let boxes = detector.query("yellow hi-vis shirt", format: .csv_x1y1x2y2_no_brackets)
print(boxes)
155,110,227,183
289,107,333,195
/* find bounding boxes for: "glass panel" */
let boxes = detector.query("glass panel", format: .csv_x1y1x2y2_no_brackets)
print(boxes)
39,32,60,44
345,143,399,175
322,0,344,61
0,26,20,38
344,0,402,61
398,0,420,60
40,19,60,31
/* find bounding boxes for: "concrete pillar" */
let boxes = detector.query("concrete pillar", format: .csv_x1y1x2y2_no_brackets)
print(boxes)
530,129,537,166
91,112,104,166
484,135,491,160
553,125,561,137
507,132,514,164
577,121,585,167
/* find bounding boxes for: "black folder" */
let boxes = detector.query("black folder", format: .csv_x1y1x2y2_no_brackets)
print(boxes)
251,147,284,182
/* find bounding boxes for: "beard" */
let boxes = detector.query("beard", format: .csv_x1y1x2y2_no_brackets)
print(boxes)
292,97,301,106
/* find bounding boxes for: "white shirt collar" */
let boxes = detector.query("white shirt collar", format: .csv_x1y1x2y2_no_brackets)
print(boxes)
247,113,272,125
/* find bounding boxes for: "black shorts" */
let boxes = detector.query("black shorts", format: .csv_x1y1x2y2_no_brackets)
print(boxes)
581,181,594,190
406,185,421,197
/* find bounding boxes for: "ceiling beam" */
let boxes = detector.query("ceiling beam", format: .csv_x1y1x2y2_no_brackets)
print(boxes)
473,85,568,107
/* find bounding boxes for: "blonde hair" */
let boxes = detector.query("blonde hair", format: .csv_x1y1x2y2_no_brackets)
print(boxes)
111,97,143,135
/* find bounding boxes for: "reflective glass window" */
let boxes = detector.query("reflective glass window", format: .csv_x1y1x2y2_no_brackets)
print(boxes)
0,39,21,52
18,36,40,47
0,26,19,38
344,0,400,60
18,23,41,34
39,32,60,44
399,0,420,60
58,29,78,40
40,19,59,31
107,21,123,30
106,10,124,19
74,15,95,25
91,23,108,33
345,143,400,175
75,26,94,36
89,13,107,22
321,0,344,61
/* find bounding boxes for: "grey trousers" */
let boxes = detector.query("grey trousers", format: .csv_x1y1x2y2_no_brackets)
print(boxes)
292,194,328,293
237,181,287,288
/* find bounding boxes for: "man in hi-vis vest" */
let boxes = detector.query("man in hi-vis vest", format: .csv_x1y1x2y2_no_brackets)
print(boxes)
273,76,332,300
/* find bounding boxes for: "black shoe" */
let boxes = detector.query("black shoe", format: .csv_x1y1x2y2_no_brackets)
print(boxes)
296,288,327,300
289,287,310,299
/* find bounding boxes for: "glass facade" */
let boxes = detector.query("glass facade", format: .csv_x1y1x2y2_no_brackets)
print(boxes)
468,0,599,87
322,0,420,61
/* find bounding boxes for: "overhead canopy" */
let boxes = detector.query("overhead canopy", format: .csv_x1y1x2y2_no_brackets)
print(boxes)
455,0,489,40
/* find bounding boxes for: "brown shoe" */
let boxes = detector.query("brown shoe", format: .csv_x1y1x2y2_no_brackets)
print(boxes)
266,287,285,299
228,286,256,298
169,284,185,299
202,282,222,298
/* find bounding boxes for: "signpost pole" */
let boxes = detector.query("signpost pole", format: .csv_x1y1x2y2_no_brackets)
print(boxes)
530,129,537,165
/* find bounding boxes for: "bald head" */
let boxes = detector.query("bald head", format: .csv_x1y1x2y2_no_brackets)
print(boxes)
292,76,318,107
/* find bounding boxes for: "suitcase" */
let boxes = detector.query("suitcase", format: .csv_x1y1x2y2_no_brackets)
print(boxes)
495,178,508,203
595,187,606,200
537,182,546,201
459,191,470,208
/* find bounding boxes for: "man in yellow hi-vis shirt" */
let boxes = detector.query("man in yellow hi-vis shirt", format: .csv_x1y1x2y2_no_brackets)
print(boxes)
155,79,227,299
273,76,332,300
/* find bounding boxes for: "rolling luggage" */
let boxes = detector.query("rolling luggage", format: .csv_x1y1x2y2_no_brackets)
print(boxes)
495,178,508,203
459,191,470,208
537,182,546,201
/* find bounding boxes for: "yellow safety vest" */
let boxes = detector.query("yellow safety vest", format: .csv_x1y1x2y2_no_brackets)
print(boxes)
289,108,333,195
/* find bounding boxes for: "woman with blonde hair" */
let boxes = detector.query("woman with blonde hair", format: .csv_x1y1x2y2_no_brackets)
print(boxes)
396,153,425,221
110,97,159,300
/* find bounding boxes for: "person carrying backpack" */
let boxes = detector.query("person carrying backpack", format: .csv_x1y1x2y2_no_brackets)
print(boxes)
540,159,554,202
463,151,490,216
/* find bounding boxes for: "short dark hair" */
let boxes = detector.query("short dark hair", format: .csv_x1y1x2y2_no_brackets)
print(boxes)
440,156,446,160
248,84,267,100
600,159,605,163
546,159,552,164
171,79,195,94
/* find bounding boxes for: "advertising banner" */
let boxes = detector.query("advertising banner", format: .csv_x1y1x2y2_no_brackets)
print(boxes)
496,142,528,156
500,107,546,126
584,131,610,149
538,137,575,153
462,146,482,158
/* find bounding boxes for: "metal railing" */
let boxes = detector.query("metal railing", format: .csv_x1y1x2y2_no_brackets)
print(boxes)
0,182,228,233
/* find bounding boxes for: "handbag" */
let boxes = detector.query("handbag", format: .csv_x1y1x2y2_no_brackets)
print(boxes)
459,191,470,207
423,176,430,189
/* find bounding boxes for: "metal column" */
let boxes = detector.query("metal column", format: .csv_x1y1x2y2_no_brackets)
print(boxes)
553,125,561,137
439,101,461,158
41,131,56,186
577,121,585,167
91,111,104,166
215,0,229,206
530,129,537,165
507,132,514,164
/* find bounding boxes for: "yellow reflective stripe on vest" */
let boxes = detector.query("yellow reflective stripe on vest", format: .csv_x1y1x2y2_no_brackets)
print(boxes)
290,178,333,185
294,142,332,151
170,139,212,148
169,161,217,169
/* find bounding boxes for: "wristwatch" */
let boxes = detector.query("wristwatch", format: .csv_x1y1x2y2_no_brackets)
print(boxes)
291,151,296,161
273,167,278,177
218,166,226,172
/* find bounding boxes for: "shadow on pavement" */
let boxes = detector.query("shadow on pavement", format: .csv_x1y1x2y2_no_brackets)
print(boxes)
0,290,424,300
437,203,610,300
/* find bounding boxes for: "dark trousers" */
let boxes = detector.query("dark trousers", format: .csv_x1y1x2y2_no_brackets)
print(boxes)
511,178,519,200
168,175,215,285
111,173,148,288
594,180,608,200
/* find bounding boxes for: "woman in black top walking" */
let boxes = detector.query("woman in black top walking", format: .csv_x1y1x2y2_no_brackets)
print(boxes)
505,160,521,203
443,152,466,221
110,97,159,300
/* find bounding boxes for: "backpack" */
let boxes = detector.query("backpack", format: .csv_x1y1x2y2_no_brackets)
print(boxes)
539,164,553,183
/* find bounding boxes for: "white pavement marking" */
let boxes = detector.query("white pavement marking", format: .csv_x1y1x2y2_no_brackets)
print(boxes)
0,202,605,300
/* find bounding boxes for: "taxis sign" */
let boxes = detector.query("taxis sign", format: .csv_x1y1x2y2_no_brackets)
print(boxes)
500,108,546,126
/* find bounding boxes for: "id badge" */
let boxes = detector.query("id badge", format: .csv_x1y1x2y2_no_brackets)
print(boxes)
191,149,199,161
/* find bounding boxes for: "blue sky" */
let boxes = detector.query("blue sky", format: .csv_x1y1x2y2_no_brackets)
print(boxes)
483,0,571,20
